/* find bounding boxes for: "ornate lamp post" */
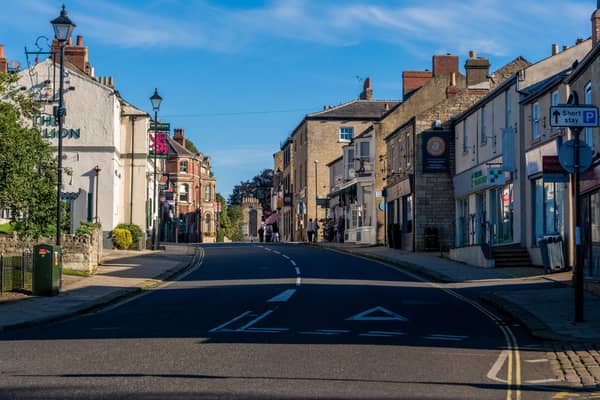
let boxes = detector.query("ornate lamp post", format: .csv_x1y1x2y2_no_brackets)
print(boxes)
50,5,76,246
150,88,163,250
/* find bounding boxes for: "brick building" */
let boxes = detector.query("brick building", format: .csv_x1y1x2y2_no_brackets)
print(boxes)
164,128,217,243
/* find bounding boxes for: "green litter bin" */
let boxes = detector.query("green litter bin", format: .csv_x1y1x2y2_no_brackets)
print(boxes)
32,244,62,296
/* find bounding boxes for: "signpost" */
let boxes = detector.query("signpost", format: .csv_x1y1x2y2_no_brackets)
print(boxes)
550,97,599,322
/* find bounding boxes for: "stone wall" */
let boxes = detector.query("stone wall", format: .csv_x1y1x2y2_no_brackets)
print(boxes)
0,229,103,274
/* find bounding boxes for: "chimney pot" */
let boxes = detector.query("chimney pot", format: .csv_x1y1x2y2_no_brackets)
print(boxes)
0,45,4,58
552,44,559,55
451,72,456,86
77,35,83,46
469,50,476,58
563,45,568,51
67,37,72,46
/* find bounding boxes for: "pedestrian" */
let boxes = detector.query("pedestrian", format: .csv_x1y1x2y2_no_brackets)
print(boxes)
307,218,316,243
258,217,265,242
272,220,280,243
337,216,345,243
327,219,335,242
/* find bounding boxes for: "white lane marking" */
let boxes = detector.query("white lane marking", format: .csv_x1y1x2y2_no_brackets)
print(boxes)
237,310,273,331
360,333,392,337
424,334,468,341
290,260,297,266
346,306,407,321
525,378,560,384
487,350,509,383
318,329,351,334
92,327,120,331
264,248,272,252
246,327,288,333
367,331,405,336
296,277,301,286
273,250,281,255
524,359,549,363
282,254,290,260
294,267,301,275
300,331,337,335
267,289,296,303
209,310,252,332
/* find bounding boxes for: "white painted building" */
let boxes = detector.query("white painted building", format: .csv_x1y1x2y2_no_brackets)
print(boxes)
18,50,154,247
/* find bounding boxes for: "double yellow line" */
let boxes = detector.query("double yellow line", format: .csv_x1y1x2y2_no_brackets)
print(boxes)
433,283,522,400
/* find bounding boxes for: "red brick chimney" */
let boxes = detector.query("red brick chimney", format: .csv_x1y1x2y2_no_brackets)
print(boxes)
402,70,432,99
359,77,373,100
0,45,8,73
432,54,459,77
51,35,90,75
174,128,185,147
592,1,600,46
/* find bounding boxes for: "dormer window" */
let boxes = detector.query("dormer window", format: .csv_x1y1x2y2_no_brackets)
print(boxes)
340,127,354,142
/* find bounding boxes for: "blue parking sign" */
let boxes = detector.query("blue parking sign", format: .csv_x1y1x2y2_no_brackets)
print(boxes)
584,110,597,124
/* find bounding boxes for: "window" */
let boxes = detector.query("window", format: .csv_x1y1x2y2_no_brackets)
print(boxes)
481,106,487,143
389,144,395,175
551,90,559,106
402,194,413,233
462,121,468,153
179,184,189,202
345,148,355,176
359,142,369,160
339,127,354,142
204,184,211,202
505,91,512,128
204,213,212,233
585,82,593,146
458,198,470,246
405,135,411,168
180,160,188,173
532,102,540,140
397,139,403,171
533,178,566,240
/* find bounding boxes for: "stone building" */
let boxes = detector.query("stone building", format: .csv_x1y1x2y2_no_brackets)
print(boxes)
282,78,400,241
241,197,263,241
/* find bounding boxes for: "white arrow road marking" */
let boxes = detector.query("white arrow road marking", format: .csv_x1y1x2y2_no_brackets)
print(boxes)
487,350,509,383
299,329,350,335
346,306,407,321
424,334,468,341
268,289,296,303
237,310,274,331
246,327,288,333
294,267,300,275
209,310,252,332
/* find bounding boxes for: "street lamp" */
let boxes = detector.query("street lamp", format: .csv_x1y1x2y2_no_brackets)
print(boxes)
314,160,319,235
94,165,101,223
50,5,76,246
150,88,163,250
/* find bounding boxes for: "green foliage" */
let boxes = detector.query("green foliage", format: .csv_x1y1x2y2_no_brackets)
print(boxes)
215,193,230,242
0,223,14,235
62,268,90,277
0,72,57,239
228,169,273,211
227,204,244,242
115,224,143,246
111,228,133,249
75,221,100,235
184,140,199,154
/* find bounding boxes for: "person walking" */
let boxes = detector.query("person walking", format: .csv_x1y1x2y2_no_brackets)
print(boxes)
307,218,316,243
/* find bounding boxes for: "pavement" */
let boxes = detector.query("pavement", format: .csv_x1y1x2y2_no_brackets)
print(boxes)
1,240,600,387
0,244,200,333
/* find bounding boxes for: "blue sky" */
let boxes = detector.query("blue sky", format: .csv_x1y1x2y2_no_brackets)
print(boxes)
1,0,596,197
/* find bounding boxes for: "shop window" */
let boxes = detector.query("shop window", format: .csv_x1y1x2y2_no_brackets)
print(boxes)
402,194,413,233
533,178,566,241
457,198,469,246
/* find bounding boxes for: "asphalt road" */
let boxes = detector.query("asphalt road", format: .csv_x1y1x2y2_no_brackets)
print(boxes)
0,243,576,399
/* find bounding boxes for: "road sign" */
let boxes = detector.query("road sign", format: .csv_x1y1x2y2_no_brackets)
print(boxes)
550,105,599,127
558,139,593,174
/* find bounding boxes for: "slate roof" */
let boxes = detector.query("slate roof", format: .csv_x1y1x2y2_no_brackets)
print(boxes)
307,99,401,120
519,68,571,104
167,135,195,158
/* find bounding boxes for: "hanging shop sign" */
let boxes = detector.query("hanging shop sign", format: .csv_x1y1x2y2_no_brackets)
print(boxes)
422,131,449,173
148,122,170,158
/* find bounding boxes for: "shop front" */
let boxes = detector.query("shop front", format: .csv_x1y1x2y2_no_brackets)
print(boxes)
580,160,600,278
385,177,413,251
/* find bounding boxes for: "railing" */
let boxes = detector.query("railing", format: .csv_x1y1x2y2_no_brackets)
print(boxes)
0,252,33,293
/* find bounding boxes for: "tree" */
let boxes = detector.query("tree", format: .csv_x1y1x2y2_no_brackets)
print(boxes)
215,193,231,242
228,169,273,211
184,139,198,154
0,72,58,238
227,204,244,242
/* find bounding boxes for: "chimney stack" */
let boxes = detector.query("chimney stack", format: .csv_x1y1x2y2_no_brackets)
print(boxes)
402,70,432,99
465,49,490,87
174,128,185,146
359,77,373,100
0,45,7,73
593,2,600,46
432,54,459,77
552,44,559,55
